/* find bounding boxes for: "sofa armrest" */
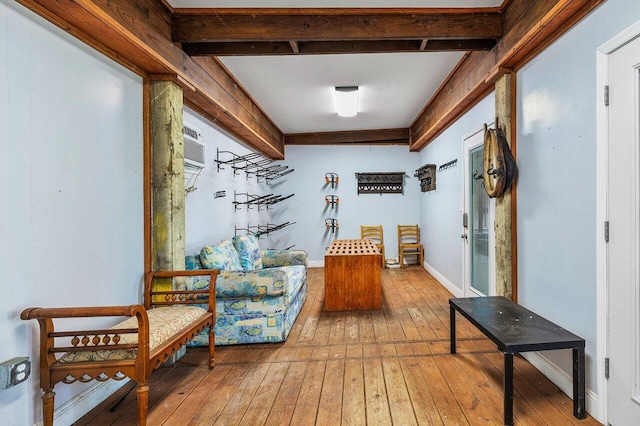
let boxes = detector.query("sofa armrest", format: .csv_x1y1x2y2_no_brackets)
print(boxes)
260,250,308,268
216,269,289,298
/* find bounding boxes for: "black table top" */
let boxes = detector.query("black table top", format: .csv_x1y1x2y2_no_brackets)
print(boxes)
450,296,584,353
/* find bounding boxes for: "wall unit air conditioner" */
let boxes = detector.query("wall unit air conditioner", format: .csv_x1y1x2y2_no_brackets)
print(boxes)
183,123,205,168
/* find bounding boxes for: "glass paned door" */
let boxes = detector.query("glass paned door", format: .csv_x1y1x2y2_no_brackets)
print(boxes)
469,145,490,295
463,128,494,298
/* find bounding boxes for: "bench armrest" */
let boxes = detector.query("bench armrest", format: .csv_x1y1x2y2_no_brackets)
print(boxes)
21,304,150,386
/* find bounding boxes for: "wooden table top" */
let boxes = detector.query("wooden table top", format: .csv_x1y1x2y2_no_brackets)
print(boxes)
326,239,380,256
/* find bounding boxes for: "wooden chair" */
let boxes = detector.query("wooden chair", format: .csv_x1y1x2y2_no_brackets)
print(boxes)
361,225,385,268
398,224,424,268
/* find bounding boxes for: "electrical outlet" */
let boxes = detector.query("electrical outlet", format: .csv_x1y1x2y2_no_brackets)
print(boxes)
0,357,31,389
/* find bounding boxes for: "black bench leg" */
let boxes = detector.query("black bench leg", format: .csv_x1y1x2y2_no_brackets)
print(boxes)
450,306,456,354
573,347,586,419
504,353,514,426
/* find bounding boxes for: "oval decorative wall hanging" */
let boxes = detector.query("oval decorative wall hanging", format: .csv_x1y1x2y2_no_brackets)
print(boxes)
482,122,517,198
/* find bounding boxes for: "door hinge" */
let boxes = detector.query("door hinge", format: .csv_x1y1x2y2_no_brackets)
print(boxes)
605,357,610,379
604,221,610,243
604,85,610,106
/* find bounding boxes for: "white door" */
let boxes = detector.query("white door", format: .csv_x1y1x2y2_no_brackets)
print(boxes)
463,128,495,297
607,34,640,424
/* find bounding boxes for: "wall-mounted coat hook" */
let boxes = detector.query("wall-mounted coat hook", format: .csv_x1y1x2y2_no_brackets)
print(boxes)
439,159,458,171
325,218,339,234
325,195,339,209
325,173,339,189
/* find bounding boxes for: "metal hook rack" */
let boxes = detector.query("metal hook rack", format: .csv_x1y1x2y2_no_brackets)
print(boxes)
325,195,339,209
233,191,295,211
234,222,296,238
325,173,339,188
325,218,339,234
256,222,296,237
256,164,295,183
215,148,294,183
439,159,458,171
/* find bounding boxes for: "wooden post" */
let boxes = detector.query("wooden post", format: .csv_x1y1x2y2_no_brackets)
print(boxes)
494,73,517,300
150,80,186,279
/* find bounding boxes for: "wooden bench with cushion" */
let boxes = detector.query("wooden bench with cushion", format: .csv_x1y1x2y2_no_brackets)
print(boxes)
21,269,219,426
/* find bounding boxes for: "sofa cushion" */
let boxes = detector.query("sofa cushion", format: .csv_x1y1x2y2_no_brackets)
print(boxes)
233,234,263,271
185,254,203,270
216,265,306,315
200,240,242,271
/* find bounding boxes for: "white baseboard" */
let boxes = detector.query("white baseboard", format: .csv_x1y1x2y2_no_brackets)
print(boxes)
34,379,130,426
308,260,324,268
424,261,464,297
521,352,600,420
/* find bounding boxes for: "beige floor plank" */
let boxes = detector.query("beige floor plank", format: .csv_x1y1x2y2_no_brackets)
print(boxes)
212,363,271,426
147,365,211,426
238,362,290,424
399,357,445,426
450,353,505,426
186,364,251,426
342,358,366,426
289,360,326,426
417,355,470,425
434,354,497,425
316,359,345,425
264,362,308,426
363,358,392,426
357,311,376,343
383,358,418,426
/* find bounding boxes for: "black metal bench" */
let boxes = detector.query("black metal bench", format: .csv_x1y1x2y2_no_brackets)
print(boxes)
449,296,586,425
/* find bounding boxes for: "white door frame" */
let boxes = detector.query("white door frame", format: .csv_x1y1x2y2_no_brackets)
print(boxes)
596,19,640,424
462,124,496,297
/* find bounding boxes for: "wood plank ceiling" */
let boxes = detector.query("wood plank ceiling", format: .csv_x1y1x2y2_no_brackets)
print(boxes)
17,0,604,158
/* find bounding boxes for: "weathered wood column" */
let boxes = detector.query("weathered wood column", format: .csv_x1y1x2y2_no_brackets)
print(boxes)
494,73,517,300
150,80,186,276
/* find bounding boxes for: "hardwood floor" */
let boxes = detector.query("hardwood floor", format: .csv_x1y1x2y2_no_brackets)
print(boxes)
76,267,601,425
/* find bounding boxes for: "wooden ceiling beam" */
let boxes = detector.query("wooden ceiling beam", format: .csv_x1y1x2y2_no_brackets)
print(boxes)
15,0,285,159
285,129,409,146
410,0,605,151
183,39,496,56
172,10,503,43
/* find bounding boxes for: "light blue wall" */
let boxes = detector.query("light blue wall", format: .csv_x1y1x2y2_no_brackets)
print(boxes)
418,94,495,292
516,0,640,393
1,1,144,424
183,130,422,264
183,107,279,255
277,145,421,263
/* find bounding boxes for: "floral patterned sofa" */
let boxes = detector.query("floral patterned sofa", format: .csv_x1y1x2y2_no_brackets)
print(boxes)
185,234,308,345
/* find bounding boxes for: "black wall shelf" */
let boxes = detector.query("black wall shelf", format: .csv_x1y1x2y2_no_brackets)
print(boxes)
355,172,404,194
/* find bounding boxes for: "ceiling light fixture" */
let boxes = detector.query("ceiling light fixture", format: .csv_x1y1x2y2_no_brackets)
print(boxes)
335,86,359,117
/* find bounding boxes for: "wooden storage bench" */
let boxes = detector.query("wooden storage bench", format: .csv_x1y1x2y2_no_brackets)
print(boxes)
324,239,382,311
21,269,219,426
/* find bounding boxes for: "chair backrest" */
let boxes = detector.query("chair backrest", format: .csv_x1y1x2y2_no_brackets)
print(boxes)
398,224,420,245
361,225,384,245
